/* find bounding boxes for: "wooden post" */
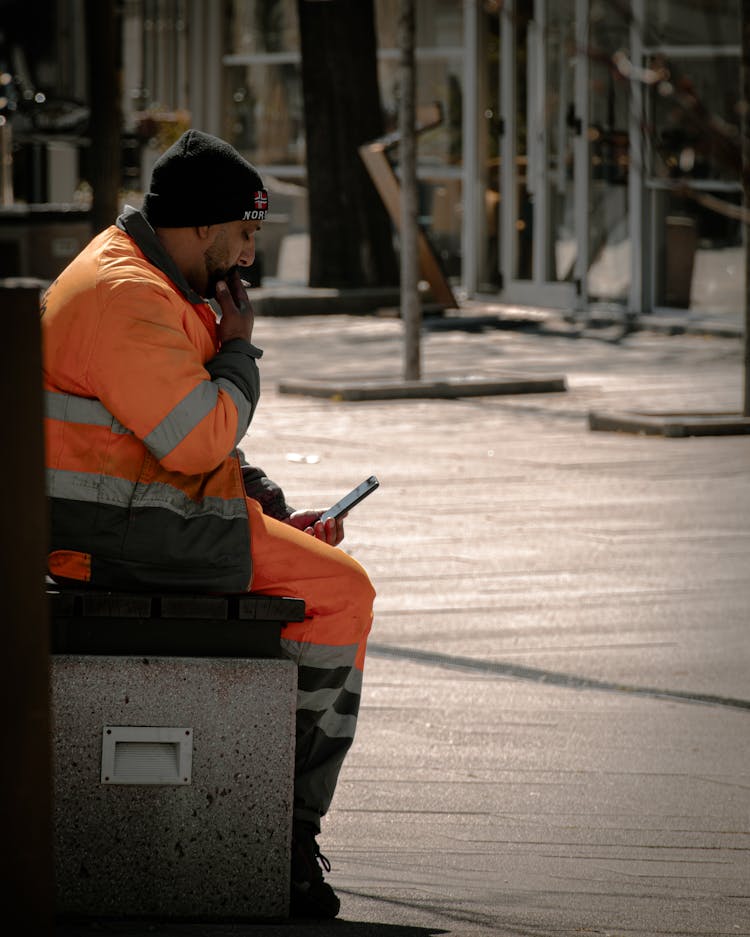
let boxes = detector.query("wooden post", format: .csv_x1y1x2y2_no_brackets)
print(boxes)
358,142,458,309
0,282,53,932
742,0,750,415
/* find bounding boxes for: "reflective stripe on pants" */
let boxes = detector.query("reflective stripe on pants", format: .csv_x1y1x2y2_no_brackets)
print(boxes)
245,497,375,830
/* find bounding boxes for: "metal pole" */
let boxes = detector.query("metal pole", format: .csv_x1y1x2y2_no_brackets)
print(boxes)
629,0,646,322
399,0,420,381
462,0,480,297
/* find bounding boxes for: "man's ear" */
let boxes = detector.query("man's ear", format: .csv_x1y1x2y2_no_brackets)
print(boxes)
195,225,212,240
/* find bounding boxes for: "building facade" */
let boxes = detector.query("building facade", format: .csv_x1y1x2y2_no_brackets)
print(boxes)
211,0,743,318
1,0,743,319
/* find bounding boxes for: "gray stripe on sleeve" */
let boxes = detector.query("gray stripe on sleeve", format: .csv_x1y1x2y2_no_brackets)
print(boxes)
143,381,219,460
215,377,253,442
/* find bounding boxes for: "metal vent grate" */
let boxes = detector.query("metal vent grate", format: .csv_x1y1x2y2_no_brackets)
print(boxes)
101,726,193,785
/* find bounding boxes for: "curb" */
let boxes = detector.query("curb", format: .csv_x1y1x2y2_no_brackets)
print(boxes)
588,410,750,437
278,374,567,401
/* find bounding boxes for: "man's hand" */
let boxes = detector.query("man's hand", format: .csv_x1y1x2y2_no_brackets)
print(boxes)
216,268,255,345
285,510,346,546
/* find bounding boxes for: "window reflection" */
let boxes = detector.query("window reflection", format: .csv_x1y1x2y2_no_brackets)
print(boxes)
644,0,740,47
649,57,741,184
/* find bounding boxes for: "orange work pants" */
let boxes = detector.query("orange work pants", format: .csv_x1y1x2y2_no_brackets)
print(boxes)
246,498,375,830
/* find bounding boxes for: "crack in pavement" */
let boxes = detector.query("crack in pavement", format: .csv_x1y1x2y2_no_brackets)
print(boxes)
367,643,750,712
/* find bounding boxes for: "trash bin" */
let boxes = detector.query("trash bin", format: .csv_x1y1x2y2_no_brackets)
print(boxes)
664,214,697,309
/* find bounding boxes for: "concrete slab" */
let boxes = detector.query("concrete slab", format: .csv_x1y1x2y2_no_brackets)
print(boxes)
52,655,296,921
278,374,567,401
589,409,750,436
323,657,750,937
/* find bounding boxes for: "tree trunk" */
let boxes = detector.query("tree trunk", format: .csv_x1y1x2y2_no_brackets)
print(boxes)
399,0,421,380
297,0,399,288
86,0,122,234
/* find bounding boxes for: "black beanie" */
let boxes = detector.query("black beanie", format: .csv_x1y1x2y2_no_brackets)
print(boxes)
141,129,268,228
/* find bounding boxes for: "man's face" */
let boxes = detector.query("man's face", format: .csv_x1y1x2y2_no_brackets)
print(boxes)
202,220,261,298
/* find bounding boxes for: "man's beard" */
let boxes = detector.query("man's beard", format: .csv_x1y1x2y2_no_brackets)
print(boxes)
203,232,236,298
205,263,238,299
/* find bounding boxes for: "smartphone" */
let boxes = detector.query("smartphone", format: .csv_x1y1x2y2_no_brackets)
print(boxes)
320,475,380,522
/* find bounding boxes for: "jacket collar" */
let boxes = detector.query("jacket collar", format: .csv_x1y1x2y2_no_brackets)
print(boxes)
116,205,206,305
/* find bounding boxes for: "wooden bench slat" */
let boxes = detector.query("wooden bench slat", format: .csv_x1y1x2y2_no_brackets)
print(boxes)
47,588,305,658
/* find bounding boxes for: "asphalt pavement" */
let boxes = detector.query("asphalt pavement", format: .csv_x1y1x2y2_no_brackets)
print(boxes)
56,301,750,937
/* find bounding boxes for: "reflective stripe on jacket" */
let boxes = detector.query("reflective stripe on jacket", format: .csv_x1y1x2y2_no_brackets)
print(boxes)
42,207,262,591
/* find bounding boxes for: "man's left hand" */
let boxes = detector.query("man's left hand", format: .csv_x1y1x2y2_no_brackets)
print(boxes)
285,510,345,546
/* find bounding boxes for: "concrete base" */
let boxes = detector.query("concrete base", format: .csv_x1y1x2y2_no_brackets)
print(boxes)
51,655,296,921
278,374,567,401
252,286,402,316
588,409,750,437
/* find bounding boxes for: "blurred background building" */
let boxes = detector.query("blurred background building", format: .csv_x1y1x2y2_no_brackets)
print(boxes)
0,0,743,319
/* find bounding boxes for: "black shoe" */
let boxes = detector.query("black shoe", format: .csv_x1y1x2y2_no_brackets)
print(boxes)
290,822,341,919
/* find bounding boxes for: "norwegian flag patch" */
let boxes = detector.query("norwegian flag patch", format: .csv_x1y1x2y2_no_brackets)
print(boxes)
244,189,269,221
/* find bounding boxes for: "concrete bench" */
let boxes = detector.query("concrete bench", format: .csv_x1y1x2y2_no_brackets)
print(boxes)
49,585,304,921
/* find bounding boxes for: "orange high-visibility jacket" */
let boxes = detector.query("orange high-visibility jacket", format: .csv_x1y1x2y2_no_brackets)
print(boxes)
42,207,264,591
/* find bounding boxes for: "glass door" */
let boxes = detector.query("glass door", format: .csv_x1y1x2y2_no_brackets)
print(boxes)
500,0,584,308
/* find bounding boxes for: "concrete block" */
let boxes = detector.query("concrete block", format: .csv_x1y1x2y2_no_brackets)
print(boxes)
51,655,296,920
278,373,567,401
588,409,750,437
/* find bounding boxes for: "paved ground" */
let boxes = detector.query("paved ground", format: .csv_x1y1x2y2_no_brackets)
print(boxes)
57,309,750,936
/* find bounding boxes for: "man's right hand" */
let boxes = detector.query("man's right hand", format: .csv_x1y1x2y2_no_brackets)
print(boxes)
216,268,255,345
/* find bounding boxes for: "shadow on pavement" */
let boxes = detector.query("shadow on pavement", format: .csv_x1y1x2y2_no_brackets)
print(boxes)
303,924,448,936
56,919,449,937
